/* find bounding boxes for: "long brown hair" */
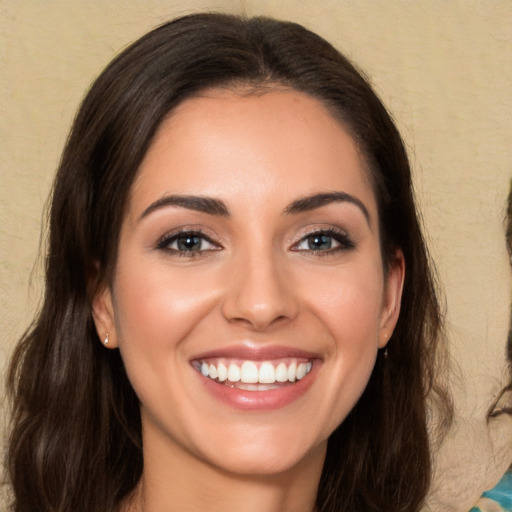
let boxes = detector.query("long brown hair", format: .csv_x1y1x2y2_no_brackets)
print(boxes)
6,13,452,512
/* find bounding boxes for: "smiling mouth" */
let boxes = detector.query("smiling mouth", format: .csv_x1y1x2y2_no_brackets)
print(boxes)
192,358,314,391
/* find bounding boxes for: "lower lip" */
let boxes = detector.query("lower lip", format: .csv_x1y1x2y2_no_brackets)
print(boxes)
196,363,319,411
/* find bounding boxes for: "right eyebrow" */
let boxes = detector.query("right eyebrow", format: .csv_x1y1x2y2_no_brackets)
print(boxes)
138,195,230,221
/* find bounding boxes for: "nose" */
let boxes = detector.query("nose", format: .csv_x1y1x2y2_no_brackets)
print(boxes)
221,250,299,331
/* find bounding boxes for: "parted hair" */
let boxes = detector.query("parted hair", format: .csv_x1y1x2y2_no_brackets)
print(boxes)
6,13,452,512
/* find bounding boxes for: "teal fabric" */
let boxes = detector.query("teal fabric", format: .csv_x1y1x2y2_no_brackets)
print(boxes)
469,471,512,511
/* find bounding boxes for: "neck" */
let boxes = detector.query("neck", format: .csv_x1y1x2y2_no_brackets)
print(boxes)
123,431,325,512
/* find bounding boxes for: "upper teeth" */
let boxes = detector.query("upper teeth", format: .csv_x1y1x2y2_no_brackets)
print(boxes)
198,359,313,384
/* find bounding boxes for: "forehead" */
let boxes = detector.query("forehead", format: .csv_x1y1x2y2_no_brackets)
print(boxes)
129,89,377,222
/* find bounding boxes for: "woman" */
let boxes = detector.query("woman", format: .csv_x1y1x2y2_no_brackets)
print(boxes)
6,13,452,512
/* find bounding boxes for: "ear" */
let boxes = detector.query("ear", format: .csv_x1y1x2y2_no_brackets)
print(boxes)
378,249,405,348
92,284,119,349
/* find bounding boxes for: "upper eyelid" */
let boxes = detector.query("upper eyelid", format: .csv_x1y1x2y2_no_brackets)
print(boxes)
154,225,353,249
291,226,351,243
156,228,222,249
290,226,355,250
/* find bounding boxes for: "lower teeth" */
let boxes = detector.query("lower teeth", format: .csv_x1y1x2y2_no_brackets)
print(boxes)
221,380,289,391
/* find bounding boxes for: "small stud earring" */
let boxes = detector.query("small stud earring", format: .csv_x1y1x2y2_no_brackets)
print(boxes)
104,333,109,345
382,333,389,359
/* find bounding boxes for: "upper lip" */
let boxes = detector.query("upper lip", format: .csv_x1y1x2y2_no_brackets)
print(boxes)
190,343,321,362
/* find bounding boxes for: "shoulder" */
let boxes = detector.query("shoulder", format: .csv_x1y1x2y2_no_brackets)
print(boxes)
469,471,512,512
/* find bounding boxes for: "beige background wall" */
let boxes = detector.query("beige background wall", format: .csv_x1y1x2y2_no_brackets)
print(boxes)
1,1,511,510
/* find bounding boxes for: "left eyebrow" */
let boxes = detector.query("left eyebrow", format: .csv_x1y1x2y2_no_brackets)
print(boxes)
283,192,370,225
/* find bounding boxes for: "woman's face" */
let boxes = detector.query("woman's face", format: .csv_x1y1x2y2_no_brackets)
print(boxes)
93,89,403,476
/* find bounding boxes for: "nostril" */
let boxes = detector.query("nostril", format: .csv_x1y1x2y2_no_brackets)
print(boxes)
230,314,292,332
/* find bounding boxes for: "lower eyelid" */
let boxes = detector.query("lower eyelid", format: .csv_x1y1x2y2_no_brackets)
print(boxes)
292,229,354,250
156,231,221,252
155,228,355,254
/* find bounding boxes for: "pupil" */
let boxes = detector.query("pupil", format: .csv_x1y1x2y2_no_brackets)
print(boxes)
178,236,201,251
308,235,331,250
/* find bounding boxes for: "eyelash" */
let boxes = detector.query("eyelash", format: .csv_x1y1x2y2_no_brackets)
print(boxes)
156,227,355,257
291,227,355,256
156,229,221,257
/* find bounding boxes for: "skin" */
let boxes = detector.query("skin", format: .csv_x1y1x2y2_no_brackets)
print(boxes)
93,89,404,512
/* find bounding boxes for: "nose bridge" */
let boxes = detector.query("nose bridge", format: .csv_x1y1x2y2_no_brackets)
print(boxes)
222,240,297,330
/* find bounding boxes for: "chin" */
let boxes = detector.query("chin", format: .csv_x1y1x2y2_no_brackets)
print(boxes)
195,426,327,477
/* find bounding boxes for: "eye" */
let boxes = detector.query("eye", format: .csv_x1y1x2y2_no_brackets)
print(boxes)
157,230,220,255
293,228,355,254
298,233,336,251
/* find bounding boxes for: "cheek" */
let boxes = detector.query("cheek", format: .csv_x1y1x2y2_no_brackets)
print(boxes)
109,259,225,428
301,261,384,340
297,262,384,431
322,268,384,377
115,256,212,326
111,258,222,371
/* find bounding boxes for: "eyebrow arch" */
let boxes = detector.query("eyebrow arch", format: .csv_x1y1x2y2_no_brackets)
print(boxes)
284,192,370,224
139,195,229,221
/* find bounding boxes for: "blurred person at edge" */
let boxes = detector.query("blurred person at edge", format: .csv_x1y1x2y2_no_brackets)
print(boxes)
469,183,512,512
